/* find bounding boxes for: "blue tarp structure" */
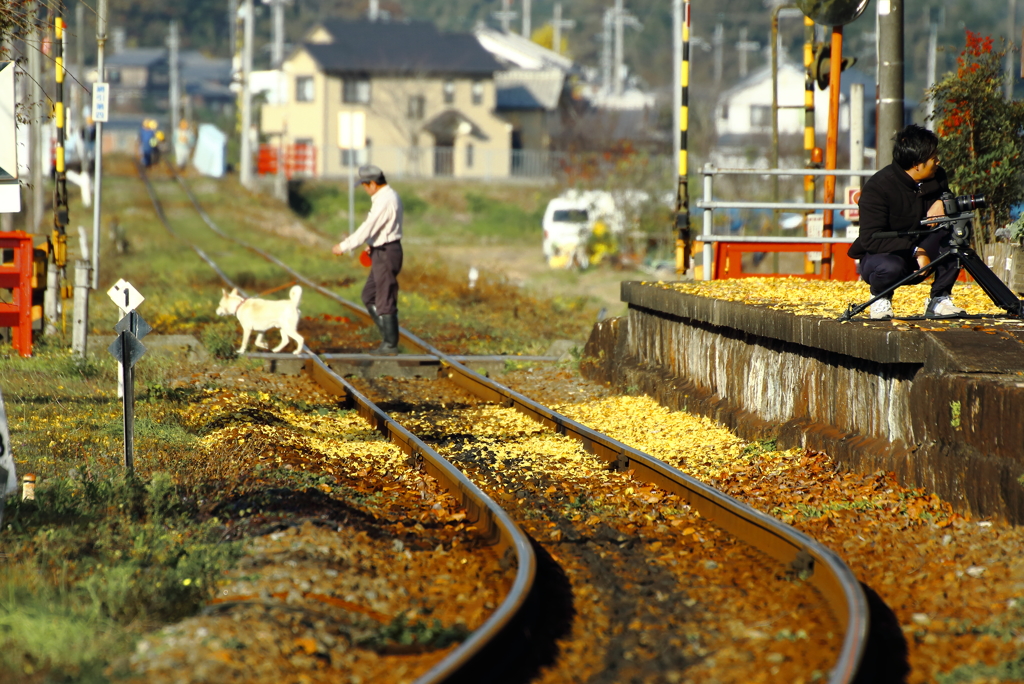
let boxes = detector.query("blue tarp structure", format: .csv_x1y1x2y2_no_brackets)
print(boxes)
192,123,226,178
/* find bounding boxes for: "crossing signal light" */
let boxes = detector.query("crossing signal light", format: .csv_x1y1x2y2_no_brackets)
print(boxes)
812,45,856,90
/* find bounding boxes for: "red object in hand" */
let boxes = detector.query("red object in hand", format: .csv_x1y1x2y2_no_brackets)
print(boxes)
359,249,372,267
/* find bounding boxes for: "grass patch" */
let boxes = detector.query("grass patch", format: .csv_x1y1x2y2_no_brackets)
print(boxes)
0,469,241,679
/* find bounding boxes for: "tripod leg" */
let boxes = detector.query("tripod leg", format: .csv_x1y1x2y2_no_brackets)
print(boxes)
837,258,943,321
956,247,1024,316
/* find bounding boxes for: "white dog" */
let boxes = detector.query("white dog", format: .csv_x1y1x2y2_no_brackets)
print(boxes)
216,285,305,355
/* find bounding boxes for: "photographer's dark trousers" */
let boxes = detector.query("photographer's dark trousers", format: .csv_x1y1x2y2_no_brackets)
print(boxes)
860,229,959,299
361,240,403,316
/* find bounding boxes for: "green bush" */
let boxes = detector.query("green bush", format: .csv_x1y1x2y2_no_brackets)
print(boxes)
201,321,239,360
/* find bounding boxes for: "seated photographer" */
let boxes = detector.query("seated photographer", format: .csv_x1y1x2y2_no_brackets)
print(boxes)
849,124,965,319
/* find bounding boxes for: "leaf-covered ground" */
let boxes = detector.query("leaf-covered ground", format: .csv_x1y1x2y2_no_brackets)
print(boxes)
658,277,1006,320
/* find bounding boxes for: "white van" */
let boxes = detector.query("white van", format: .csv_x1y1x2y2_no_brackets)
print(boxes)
542,190,623,260
542,197,591,259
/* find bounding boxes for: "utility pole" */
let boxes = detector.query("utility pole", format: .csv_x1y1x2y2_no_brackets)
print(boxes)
614,0,624,95
369,0,379,21
168,22,180,130
494,0,517,34
228,0,239,57
602,8,613,94
925,16,938,122
850,82,864,189
736,27,760,78
552,3,575,56
73,2,84,141
273,0,286,67
28,2,44,234
522,0,531,38
239,0,254,189
1007,0,1018,99
713,23,723,84
876,0,903,168
92,0,107,288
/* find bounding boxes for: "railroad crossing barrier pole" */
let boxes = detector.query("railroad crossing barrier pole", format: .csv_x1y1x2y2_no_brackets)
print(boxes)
72,259,90,357
673,0,691,278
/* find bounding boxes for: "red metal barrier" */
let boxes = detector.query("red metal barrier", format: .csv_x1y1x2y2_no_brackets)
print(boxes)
257,143,317,178
712,241,859,281
0,232,36,357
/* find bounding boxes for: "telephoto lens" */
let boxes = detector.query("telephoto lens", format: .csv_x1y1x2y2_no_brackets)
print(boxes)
956,193,986,211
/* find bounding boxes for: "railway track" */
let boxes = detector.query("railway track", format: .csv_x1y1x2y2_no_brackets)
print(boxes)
136,165,870,683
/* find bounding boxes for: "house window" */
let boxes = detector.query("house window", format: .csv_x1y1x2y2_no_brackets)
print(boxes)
343,78,370,104
443,80,456,104
471,81,484,105
466,143,474,168
750,105,770,129
296,76,314,102
407,95,425,120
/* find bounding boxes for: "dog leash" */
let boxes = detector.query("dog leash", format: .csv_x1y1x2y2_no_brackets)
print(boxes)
254,280,298,297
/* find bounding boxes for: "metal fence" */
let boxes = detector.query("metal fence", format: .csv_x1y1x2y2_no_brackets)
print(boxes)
695,164,877,280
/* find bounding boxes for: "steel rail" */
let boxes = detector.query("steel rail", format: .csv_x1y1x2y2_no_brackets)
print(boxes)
138,166,537,684
167,169,870,683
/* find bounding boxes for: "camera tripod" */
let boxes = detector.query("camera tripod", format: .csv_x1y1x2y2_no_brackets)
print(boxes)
838,211,1024,321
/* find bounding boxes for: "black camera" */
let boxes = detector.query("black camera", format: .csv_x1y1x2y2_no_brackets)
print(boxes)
941,192,987,215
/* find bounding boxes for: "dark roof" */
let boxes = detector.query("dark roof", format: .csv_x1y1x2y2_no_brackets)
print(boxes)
303,19,501,75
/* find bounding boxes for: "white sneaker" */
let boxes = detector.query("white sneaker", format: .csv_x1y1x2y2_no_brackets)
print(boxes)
925,296,966,318
869,297,893,320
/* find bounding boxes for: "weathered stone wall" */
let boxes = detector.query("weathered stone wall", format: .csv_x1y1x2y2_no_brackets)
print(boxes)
581,285,1024,523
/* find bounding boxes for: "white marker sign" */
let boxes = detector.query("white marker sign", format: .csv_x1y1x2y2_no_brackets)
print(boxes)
338,111,366,149
107,279,145,313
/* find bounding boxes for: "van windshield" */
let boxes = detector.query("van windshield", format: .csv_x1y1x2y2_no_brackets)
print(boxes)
552,209,589,223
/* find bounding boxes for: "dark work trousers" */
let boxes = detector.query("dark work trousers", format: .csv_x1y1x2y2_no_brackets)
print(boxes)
361,240,403,316
859,228,959,298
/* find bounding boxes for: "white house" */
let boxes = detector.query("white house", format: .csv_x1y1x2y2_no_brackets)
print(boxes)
713,59,876,168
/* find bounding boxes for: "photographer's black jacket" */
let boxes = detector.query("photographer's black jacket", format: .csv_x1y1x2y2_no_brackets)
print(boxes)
848,163,950,258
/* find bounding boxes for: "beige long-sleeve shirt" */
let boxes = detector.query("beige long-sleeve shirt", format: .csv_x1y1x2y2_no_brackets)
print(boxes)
337,185,404,253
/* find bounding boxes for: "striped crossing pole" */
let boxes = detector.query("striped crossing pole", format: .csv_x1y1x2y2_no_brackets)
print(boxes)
803,16,816,275
803,16,816,204
674,0,691,277
52,8,69,275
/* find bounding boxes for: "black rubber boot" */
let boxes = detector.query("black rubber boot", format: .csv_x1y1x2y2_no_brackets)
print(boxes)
367,304,383,332
372,314,399,355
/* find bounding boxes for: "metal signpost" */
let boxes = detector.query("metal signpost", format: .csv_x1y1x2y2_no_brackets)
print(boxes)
339,111,366,235
106,280,148,474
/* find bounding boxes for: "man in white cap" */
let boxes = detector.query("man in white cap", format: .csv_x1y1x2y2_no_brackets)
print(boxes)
332,165,404,354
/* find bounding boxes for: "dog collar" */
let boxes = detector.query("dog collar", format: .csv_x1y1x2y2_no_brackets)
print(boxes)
231,296,247,315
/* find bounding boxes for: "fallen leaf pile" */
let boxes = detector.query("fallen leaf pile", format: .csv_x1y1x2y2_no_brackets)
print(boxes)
556,394,1024,684
353,375,840,684
125,373,514,684
657,278,1004,319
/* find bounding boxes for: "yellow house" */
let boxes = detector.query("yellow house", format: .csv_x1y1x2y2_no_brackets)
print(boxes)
260,19,513,179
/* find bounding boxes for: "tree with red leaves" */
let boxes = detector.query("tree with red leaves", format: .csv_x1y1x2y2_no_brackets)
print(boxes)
929,30,1024,244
